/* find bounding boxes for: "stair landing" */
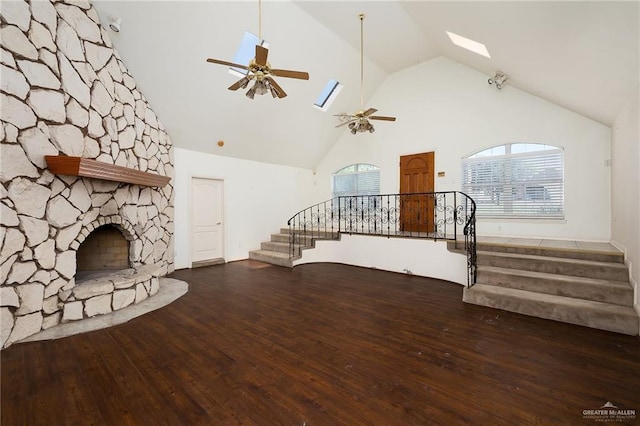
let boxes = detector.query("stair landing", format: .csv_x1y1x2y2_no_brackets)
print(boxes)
475,236,621,256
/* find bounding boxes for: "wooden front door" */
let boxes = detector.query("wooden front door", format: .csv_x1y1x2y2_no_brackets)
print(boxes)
400,152,435,233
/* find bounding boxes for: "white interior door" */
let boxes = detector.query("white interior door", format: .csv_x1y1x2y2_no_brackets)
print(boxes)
191,177,224,264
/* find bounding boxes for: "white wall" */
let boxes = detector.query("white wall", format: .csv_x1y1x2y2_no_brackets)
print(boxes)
173,148,315,269
294,235,469,286
611,87,640,309
312,57,612,241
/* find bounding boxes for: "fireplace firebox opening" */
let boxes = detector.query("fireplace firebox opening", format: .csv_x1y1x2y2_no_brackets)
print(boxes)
76,225,131,280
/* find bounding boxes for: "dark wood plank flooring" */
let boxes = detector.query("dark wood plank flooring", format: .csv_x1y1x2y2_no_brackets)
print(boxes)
2,261,639,425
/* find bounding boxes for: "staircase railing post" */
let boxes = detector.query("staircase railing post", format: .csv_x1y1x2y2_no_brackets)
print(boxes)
453,191,458,243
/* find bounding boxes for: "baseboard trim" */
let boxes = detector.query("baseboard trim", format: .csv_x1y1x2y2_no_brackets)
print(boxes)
191,258,225,268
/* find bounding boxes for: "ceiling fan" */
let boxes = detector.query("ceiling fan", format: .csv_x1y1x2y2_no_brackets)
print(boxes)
336,13,396,134
205,0,309,99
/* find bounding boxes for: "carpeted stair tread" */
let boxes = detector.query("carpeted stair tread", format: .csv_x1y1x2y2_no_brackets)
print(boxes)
250,226,340,268
260,241,307,254
478,265,631,287
280,228,340,238
463,284,639,335
477,250,628,281
477,266,633,306
248,250,294,267
448,240,624,263
270,233,313,244
249,250,290,259
476,242,624,263
478,250,627,267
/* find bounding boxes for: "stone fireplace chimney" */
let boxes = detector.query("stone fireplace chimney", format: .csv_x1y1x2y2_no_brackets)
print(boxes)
1,0,175,349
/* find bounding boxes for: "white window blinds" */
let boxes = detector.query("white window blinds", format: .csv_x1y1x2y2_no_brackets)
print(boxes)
462,145,564,218
332,164,380,198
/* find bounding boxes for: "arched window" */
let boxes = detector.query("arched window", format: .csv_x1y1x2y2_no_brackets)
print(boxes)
332,163,380,198
461,143,564,218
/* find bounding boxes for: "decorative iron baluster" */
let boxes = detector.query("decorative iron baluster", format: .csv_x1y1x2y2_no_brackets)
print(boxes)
286,192,476,285
453,192,457,238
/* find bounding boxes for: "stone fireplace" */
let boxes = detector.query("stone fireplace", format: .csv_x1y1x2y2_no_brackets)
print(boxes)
1,0,175,349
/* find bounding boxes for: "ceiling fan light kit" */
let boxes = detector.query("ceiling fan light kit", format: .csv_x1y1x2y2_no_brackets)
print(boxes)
206,0,309,100
335,13,396,135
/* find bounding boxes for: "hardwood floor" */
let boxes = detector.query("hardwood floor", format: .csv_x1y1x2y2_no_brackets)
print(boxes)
2,261,639,425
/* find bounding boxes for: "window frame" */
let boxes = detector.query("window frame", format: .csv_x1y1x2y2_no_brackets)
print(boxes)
313,79,342,112
461,143,565,219
332,163,380,199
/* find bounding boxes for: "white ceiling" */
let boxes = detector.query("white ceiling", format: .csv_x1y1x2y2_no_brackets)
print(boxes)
92,1,639,169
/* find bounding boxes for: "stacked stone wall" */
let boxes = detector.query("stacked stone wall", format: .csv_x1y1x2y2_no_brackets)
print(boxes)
1,0,175,349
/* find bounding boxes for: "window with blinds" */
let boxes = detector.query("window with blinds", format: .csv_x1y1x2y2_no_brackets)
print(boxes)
332,164,380,198
461,144,564,218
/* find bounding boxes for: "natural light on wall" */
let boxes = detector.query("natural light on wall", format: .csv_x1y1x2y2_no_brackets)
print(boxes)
446,31,491,58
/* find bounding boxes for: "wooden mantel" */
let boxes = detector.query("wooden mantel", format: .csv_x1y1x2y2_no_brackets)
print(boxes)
45,156,171,187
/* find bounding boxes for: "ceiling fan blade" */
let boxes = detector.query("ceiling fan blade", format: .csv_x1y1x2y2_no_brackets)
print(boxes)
255,45,268,66
336,119,357,128
206,58,249,70
270,69,310,80
228,77,250,91
266,77,287,98
369,116,397,121
362,108,378,116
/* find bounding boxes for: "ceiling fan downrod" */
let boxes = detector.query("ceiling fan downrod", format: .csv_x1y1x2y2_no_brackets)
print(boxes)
359,13,365,111
258,0,262,41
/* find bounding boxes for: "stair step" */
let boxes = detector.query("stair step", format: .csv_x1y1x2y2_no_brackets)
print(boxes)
463,284,639,335
477,266,633,306
280,228,340,239
270,233,314,244
478,242,623,263
260,241,306,254
248,250,293,268
449,241,624,263
250,226,340,268
477,251,628,281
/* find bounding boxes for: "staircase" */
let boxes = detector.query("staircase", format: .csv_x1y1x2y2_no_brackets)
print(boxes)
248,228,339,267
462,241,638,335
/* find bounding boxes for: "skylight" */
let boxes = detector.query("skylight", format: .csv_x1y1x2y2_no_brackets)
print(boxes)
313,79,342,112
446,31,491,58
229,31,268,78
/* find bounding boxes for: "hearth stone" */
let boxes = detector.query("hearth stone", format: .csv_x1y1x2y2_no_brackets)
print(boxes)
113,289,135,310
42,312,61,330
85,294,111,317
72,281,114,300
62,301,83,322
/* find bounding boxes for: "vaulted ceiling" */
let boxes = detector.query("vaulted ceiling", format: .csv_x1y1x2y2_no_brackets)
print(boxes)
92,1,639,169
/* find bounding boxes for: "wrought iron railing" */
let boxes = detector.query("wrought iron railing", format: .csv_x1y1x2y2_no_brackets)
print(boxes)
287,192,477,287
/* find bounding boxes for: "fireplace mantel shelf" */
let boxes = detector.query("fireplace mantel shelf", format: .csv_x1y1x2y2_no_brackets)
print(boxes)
45,156,170,187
